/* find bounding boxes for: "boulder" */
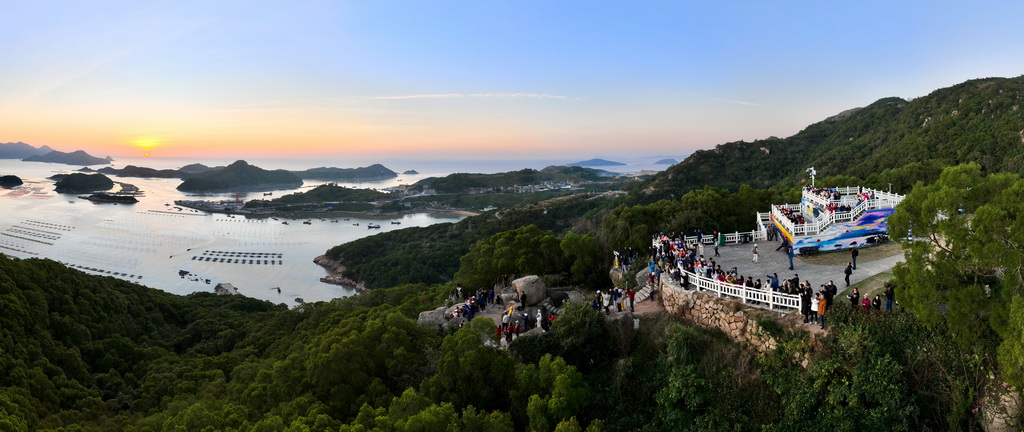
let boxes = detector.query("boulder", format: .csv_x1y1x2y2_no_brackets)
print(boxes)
445,316,467,329
417,306,448,328
635,269,649,288
549,291,570,307
512,275,546,306
500,292,517,305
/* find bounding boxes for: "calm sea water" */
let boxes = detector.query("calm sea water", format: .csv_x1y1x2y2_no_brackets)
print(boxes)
0,156,672,304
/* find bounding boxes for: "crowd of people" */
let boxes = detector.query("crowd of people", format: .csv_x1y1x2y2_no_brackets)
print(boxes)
622,228,899,330
591,287,637,314
776,206,806,225
447,284,558,347
804,186,843,202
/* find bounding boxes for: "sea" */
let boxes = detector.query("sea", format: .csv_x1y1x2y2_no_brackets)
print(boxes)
0,155,675,305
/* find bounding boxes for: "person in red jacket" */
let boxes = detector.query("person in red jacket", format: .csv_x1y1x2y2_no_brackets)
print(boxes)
626,288,636,312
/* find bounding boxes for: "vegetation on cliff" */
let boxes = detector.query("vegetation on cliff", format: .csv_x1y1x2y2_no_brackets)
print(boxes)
0,254,996,430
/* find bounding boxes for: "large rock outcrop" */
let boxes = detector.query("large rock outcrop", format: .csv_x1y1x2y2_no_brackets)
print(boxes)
512,275,546,306
417,307,447,329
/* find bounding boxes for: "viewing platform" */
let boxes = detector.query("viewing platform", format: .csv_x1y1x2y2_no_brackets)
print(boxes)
766,186,904,254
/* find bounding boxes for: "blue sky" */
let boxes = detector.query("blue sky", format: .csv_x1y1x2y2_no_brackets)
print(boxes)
1,0,1022,158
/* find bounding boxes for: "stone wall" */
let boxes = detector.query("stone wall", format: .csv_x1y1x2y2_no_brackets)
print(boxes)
659,280,809,355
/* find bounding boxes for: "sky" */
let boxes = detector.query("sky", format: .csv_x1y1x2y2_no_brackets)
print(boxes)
2,1,1024,160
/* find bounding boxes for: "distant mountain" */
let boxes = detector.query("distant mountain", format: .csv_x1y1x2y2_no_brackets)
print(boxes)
0,142,53,159
566,158,625,167
0,175,23,187
24,149,112,166
177,160,303,193
654,158,677,165
640,75,1024,199
53,173,114,193
294,164,398,181
402,170,419,175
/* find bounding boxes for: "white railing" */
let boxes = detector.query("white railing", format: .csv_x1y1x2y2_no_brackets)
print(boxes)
656,230,764,249
668,269,801,311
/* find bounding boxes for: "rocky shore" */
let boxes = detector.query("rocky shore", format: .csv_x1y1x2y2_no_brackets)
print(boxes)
313,255,366,292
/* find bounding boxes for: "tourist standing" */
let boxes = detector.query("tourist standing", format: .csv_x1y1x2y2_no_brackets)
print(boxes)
851,247,859,269
752,244,759,263
885,284,895,311
844,262,853,287
818,292,828,329
847,287,860,308
626,287,636,312
787,245,795,270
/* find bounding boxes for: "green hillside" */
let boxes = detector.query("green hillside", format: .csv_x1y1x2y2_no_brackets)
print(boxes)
641,76,1024,198
243,183,389,210
176,160,303,193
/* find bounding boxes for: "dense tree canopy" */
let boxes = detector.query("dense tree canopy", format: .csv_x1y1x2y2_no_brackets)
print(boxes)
889,163,1024,386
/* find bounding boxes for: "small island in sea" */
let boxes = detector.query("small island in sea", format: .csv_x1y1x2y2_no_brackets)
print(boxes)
79,193,138,204
402,170,419,175
655,158,677,165
53,173,114,193
293,164,398,181
566,158,625,167
0,175,23,187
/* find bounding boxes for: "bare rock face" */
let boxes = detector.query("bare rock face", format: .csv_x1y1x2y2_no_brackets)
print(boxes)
417,306,447,328
500,292,517,305
512,275,546,306
635,269,649,288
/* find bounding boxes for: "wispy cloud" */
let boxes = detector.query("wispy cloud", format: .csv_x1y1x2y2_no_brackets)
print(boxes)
712,98,764,107
371,93,567,100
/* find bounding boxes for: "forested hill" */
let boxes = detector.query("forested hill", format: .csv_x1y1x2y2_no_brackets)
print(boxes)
641,75,1024,199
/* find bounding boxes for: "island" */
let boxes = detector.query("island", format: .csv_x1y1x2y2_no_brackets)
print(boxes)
24,149,112,166
655,158,678,165
0,142,53,159
566,158,625,167
0,175,23,187
178,163,224,174
244,183,389,212
402,170,419,175
293,164,398,182
53,173,114,193
413,165,614,194
97,165,183,179
78,193,139,204
176,160,303,193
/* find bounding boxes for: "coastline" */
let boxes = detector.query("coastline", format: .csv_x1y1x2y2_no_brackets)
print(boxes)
174,200,480,220
313,255,367,292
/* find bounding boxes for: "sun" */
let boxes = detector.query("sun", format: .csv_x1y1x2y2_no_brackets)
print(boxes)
132,138,161,156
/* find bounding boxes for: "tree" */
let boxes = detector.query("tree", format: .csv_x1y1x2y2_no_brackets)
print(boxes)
888,163,1024,386
455,225,565,288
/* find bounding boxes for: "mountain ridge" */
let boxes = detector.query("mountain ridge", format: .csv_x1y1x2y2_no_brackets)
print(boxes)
640,75,1024,198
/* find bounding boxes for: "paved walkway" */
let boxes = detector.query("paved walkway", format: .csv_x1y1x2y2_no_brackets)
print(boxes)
693,240,903,297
